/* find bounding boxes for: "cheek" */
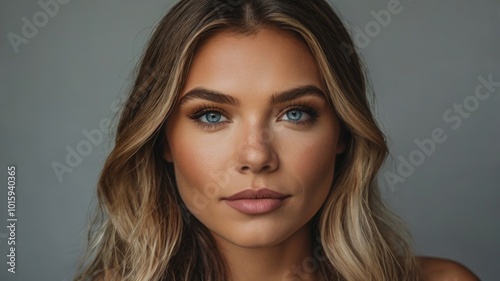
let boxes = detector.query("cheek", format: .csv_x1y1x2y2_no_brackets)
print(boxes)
281,128,338,204
168,128,233,211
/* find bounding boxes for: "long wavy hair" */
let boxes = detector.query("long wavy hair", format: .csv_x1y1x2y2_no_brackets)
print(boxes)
74,0,421,280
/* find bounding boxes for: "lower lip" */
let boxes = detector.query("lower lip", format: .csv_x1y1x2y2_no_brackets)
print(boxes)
224,198,287,215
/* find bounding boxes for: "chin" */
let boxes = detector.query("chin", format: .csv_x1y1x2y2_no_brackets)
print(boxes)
207,217,308,249
213,229,287,249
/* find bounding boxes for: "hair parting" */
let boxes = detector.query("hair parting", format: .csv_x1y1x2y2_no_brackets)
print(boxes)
75,1,421,280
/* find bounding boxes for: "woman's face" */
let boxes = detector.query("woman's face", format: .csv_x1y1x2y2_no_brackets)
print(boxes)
163,28,345,248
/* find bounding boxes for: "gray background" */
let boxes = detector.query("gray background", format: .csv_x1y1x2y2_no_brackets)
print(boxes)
1,0,498,280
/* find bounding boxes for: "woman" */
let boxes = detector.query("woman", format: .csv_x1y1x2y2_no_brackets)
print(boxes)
75,0,479,280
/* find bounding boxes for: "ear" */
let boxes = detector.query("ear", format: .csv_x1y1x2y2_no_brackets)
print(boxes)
162,137,173,163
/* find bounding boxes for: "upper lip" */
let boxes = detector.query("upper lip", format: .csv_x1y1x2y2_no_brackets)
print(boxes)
224,188,288,200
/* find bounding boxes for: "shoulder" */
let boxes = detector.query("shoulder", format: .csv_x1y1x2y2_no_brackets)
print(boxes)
417,256,480,281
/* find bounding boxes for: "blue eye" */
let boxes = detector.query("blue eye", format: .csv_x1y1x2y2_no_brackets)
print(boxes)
285,110,303,121
281,109,310,123
279,105,319,126
202,112,224,123
198,111,227,124
188,107,229,129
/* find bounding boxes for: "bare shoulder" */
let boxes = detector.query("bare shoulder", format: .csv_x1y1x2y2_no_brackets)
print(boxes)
417,256,480,281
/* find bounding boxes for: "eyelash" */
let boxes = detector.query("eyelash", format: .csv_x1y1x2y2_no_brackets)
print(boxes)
281,102,320,126
187,106,230,130
187,102,320,130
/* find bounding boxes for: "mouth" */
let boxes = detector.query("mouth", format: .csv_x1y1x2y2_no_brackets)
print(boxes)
222,188,290,215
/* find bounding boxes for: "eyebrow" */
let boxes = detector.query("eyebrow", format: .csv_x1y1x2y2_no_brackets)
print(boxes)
180,88,239,105
270,85,326,104
179,85,326,106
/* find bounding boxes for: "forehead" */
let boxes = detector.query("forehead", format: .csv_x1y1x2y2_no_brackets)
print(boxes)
179,28,324,99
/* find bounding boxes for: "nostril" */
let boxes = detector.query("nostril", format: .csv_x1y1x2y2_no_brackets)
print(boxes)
236,142,279,174
261,165,272,172
239,164,274,174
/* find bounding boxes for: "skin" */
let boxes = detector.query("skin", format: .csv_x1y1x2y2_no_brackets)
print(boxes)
98,257,480,281
163,28,344,281
160,28,480,281
417,257,480,281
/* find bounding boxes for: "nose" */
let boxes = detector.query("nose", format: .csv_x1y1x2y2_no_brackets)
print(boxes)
236,127,279,174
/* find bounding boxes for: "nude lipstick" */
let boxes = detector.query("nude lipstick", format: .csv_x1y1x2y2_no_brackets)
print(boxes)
223,188,289,215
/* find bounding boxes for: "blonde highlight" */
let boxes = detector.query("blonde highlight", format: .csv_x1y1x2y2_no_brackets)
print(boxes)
75,1,421,280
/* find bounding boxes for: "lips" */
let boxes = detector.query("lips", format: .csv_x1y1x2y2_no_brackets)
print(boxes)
225,188,288,200
223,188,289,215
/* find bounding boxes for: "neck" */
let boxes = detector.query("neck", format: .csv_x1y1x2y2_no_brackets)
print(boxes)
212,223,324,281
